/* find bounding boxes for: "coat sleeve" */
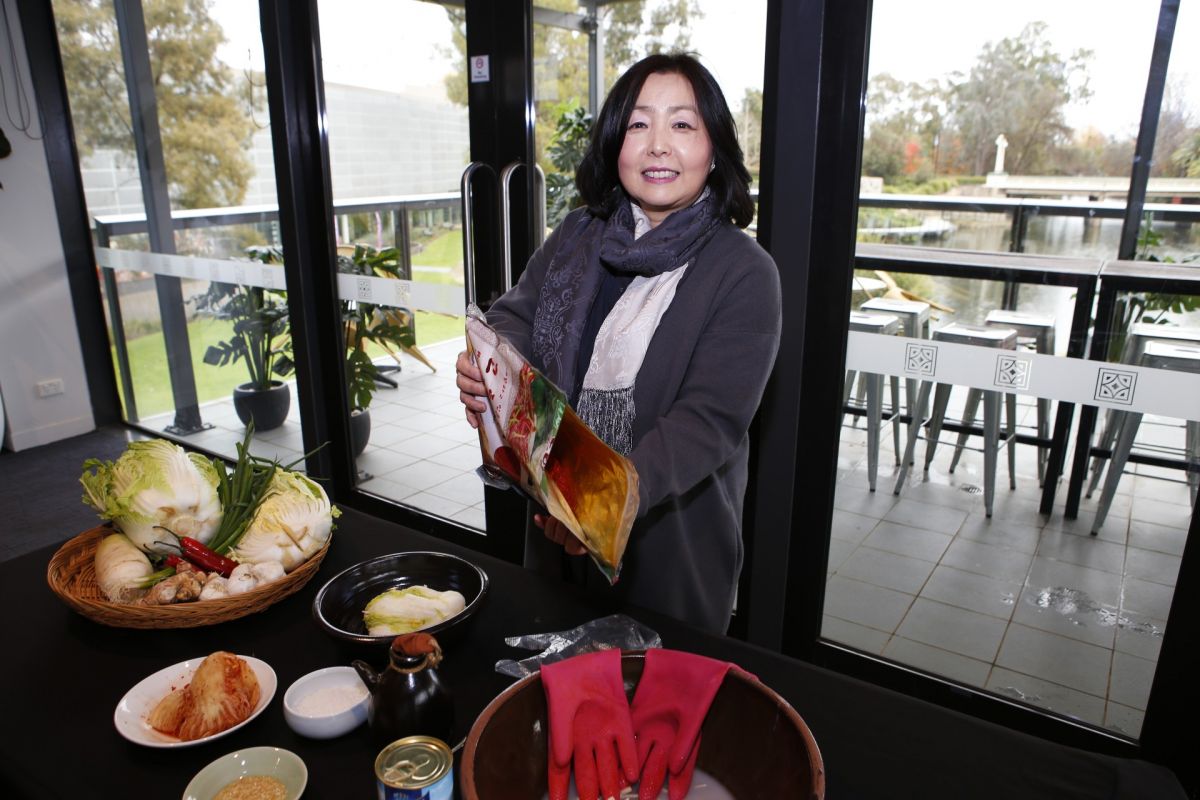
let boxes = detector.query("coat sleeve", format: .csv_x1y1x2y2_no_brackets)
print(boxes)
628,244,782,514
484,212,575,359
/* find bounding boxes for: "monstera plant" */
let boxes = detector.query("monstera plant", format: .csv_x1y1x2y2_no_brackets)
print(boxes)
336,243,431,456
195,247,295,431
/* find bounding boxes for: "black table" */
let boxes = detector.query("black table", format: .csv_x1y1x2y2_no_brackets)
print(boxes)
0,509,1184,799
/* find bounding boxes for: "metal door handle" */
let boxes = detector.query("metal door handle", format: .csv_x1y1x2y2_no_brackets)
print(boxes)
534,164,547,247
499,160,523,293
460,161,494,306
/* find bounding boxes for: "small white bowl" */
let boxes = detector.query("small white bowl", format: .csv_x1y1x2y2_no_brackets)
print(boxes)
183,746,306,800
283,666,370,739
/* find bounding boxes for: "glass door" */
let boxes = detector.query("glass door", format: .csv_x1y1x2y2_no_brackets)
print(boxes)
823,0,1187,742
51,0,305,467
313,0,487,530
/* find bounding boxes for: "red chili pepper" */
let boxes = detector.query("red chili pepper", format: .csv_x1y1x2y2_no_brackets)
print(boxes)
178,537,238,578
165,555,184,568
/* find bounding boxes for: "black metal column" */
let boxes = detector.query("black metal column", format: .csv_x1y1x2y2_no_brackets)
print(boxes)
463,0,535,566
1117,0,1179,260
1065,282,1120,518
464,0,535,304
741,0,873,654
258,0,349,493
112,0,204,434
1037,273,1097,515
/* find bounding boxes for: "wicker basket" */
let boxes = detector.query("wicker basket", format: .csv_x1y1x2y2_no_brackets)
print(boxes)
46,526,329,629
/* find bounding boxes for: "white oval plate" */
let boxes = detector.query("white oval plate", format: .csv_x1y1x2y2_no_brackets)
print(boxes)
114,655,277,749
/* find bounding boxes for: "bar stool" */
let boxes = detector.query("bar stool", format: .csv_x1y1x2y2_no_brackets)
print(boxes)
894,323,1019,517
948,310,1056,485
1087,323,1200,498
844,311,901,491
1092,341,1200,533
861,297,932,459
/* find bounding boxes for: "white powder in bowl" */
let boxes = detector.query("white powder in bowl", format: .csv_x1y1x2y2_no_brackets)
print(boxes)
294,683,368,716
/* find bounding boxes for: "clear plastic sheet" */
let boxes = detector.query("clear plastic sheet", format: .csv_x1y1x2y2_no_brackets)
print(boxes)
494,614,662,678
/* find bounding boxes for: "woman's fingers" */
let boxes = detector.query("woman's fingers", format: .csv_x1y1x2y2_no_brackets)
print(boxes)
456,350,488,422
459,389,487,413
538,516,588,556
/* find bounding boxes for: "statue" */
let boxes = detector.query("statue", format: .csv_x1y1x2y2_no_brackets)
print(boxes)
993,134,1008,174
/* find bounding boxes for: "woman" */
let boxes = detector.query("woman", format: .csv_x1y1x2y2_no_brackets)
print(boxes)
457,53,781,635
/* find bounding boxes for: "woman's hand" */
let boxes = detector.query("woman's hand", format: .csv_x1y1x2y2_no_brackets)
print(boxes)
456,350,488,429
535,513,588,556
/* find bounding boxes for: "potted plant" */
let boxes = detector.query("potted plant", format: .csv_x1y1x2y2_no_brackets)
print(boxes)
196,248,295,431
337,244,431,456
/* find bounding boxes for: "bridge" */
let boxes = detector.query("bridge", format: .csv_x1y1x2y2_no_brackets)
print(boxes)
984,173,1200,201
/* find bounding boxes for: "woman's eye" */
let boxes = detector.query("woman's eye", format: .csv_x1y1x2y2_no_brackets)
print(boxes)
627,121,647,130
672,121,695,130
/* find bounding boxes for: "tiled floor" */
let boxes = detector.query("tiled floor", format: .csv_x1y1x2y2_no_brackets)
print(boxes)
827,385,1192,739
143,339,488,530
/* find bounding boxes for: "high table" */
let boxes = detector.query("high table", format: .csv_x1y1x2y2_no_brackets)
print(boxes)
0,508,1184,799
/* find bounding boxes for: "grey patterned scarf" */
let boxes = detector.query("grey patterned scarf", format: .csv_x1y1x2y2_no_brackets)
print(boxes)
531,192,721,450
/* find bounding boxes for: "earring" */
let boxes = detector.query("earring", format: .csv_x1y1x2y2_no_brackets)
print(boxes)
709,160,716,173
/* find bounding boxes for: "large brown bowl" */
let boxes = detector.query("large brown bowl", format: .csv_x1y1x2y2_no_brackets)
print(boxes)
461,651,825,799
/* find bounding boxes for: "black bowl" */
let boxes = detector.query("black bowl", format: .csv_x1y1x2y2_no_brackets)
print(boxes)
312,551,489,648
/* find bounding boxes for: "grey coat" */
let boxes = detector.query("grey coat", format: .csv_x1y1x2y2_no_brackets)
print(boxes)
488,208,782,634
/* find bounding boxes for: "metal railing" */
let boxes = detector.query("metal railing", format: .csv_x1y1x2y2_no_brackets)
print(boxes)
92,191,1199,429
854,193,1200,255
94,191,1200,261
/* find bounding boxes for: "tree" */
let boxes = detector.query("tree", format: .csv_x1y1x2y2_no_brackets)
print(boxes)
1153,82,1198,178
945,22,1092,176
739,88,762,174
1054,126,1136,177
861,73,947,182
1173,133,1200,178
55,0,256,210
440,0,701,171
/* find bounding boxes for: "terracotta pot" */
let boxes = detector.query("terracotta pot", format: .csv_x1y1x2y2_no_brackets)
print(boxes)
232,381,290,431
460,651,824,799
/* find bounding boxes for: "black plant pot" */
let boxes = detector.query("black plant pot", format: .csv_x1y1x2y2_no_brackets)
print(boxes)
233,381,291,431
350,408,371,457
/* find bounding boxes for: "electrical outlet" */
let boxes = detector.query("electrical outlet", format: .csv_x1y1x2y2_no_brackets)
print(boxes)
36,378,65,398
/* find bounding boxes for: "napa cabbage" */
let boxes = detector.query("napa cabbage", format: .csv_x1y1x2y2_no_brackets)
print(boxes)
80,439,223,555
363,586,466,636
231,469,338,571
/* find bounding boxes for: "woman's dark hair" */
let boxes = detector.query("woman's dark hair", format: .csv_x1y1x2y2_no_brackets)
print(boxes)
575,53,756,228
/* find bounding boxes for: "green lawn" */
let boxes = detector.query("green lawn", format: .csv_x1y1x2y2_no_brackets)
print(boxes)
116,310,465,418
114,234,470,417
412,228,463,267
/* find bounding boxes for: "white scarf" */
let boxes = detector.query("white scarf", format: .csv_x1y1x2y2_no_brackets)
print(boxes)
575,202,690,455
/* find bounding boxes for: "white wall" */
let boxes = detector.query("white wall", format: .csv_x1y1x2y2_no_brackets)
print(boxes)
0,0,95,451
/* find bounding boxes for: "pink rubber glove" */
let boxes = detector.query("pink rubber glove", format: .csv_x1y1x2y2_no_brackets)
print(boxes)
542,649,639,800
630,649,735,800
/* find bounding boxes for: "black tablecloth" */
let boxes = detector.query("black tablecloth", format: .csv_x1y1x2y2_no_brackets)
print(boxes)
0,509,1184,799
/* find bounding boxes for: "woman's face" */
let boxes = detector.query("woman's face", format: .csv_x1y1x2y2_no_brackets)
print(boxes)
617,72,713,229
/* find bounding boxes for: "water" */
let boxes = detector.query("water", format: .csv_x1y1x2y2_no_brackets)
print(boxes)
905,213,1199,262
862,214,1200,348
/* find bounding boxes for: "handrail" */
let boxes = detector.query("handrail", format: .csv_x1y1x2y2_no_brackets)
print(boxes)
93,189,1200,245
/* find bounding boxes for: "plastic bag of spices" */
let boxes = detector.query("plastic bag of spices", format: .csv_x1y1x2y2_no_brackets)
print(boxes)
465,305,638,584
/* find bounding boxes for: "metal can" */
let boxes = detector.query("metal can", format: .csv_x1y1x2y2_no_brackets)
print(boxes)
375,735,455,800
